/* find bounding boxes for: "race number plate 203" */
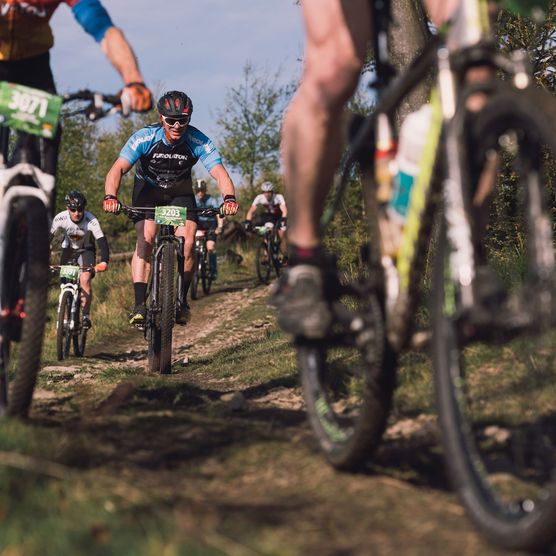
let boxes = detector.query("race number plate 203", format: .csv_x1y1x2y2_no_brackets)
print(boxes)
0,82,62,138
155,205,187,226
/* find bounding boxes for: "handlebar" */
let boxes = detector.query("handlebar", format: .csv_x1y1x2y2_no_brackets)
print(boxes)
50,265,95,271
62,89,124,121
115,204,225,220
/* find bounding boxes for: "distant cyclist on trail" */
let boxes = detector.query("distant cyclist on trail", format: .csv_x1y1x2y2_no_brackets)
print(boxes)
194,179,223,280
0,0,153,180
50,190,109,330
245,181,288,262
103,90,239,327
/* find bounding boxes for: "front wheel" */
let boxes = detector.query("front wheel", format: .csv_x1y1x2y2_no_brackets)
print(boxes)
158,243,175,374
431,86,556,551
256,241,271,284
298,289,396,470
72,295,87,357
56,290,73,361
0,197,49,417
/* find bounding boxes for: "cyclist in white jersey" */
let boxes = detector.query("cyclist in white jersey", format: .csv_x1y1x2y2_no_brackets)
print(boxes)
245,181,288,260
50,190,109,329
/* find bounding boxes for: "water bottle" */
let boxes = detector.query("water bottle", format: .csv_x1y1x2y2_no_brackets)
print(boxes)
388,104,433,225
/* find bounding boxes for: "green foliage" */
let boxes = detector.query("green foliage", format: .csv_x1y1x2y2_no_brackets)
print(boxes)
215,62,295,193
495,2,556,91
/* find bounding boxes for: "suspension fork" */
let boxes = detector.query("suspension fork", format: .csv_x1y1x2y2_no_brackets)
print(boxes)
437,47,476,310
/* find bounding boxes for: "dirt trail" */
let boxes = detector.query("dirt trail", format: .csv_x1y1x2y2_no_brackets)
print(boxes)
30,279,525,556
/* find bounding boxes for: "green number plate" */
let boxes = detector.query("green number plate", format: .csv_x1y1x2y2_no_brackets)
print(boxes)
59,265,80,281
155,205,187,226
0,82,62,138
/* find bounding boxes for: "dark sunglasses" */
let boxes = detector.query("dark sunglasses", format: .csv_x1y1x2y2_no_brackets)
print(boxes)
68,207,84,213
162,115,190,127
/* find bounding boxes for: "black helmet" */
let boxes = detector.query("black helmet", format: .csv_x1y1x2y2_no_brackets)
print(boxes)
195,179,207,193
64,190,87,211
157,90,193,118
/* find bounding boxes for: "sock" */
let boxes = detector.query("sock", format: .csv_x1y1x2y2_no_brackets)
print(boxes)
288,244,326,267
182,280,191,301
134,282,147,306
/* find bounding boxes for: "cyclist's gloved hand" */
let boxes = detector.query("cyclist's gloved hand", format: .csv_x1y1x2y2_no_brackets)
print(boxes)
103,195,121,214
244,220,252,232
221,195,239,216
94,262,108,273
280,217,287,227
120,82,153,115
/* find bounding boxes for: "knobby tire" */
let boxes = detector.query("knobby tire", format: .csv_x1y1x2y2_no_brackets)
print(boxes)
0,197,49,417
432,85,556,551
159,243,175,374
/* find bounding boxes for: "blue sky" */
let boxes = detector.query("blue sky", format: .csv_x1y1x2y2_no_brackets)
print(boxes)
50,0,305,143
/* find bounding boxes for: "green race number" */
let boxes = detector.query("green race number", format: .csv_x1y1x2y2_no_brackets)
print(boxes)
59,265,80,282
0,82,62,138
155,205,187,226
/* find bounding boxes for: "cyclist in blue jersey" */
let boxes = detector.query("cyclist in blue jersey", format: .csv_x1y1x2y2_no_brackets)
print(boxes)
0,0,152,179
195,179,223,280
103,90,239,327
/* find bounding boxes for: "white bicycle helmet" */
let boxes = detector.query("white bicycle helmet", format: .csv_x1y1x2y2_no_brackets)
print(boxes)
261,181,274,192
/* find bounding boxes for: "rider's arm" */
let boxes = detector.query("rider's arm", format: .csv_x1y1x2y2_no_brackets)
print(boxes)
245,204,257,221
105,157,132,197
96,236,109,265
209,164,235,200
88,217,110,264
71,0,151,111
100,28,146,89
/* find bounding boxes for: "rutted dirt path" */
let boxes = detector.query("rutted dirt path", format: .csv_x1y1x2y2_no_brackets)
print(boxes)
29,278,525,555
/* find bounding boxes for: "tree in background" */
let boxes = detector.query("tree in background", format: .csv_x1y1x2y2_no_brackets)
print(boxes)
215,62,295,194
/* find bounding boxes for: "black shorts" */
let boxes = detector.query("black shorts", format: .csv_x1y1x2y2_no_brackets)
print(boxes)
131,185,198,224
197,220,217,242
60,248,96,269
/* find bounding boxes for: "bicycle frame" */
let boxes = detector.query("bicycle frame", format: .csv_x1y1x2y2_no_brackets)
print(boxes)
336,0,535,350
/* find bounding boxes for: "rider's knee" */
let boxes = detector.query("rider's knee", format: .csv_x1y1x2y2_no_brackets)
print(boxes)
303,49,362,109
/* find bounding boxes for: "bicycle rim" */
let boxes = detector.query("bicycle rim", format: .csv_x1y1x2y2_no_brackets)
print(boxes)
159,243,175,374
432,87,556,551
1,197,49,417
256,242,271,284
297,290,396,470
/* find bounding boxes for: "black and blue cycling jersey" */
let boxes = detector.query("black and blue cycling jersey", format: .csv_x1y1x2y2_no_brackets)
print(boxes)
119,124,222,197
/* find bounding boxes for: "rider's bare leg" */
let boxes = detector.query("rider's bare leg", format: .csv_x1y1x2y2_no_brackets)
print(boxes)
132,219,155,307
80,271,92,313
281,0,371,253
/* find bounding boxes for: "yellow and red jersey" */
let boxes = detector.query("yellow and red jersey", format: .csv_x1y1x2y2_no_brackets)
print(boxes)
0,0,113,61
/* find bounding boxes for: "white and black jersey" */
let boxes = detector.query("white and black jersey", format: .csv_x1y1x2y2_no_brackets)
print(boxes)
50,210,109,263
